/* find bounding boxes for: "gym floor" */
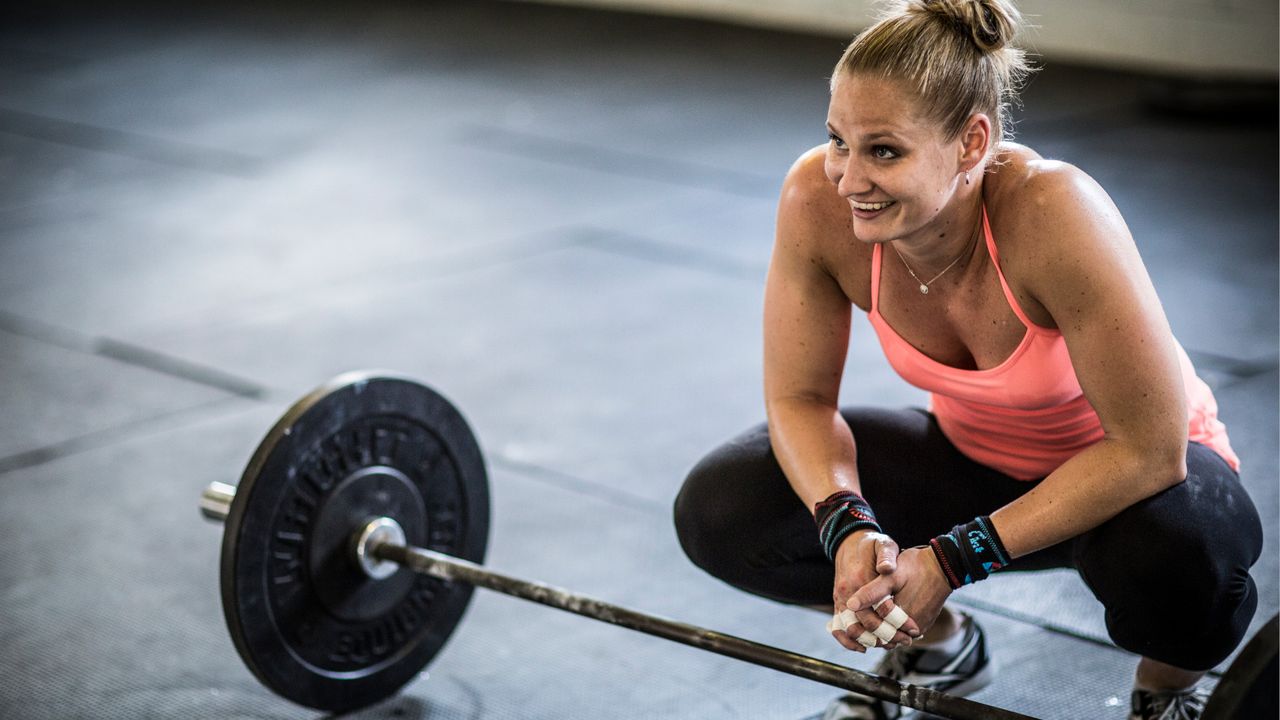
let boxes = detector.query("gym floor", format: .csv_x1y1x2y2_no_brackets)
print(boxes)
0,1,1275,718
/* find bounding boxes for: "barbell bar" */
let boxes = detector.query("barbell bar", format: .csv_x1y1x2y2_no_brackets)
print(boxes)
203,480,1036,719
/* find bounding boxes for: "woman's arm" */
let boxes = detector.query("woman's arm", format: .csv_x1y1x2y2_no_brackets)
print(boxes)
766,149,920,649
764,148,861,511
988,161,1189,559
845,159,1190,631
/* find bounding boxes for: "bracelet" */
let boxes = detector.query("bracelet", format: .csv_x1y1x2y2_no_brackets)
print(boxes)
929,516,1011,589
813,491,881,562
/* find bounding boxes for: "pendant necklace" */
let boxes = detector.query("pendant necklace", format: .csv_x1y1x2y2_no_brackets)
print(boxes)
890,223,981,295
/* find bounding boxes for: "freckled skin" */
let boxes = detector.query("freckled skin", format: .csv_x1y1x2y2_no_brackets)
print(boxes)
763,71,1194,675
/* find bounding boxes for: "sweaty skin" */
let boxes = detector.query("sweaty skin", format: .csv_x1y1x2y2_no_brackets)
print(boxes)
763,73,1188,653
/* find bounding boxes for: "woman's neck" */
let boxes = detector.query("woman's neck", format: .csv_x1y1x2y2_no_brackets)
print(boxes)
891,185,985,276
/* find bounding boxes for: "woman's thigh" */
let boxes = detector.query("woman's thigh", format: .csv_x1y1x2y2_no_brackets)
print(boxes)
839,407,1040,549
673,406,1043,604
676,411,1261,667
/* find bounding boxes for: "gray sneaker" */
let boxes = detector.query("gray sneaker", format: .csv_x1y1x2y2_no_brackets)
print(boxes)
1128,685,1211,720
821,612,993,720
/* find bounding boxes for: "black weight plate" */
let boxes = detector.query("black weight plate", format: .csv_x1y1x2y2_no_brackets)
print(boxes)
1203,613,1278,720
220,371,489,713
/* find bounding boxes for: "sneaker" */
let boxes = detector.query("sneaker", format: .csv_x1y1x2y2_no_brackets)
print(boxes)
1128,685,1211,720
821,612,994,720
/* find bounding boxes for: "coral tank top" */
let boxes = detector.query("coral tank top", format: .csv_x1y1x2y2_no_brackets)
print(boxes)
867,207,1239,480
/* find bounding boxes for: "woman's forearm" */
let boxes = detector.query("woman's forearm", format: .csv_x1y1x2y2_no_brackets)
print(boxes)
765,395,863,514
990,435,1187,559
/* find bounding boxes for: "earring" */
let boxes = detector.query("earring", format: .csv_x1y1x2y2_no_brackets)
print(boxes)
965,170,971,185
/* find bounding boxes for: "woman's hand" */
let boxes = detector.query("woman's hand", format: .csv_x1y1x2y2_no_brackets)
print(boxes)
843,546,952,647
828,530,921,652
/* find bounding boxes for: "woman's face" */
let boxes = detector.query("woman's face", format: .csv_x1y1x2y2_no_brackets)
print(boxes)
824,72,968,245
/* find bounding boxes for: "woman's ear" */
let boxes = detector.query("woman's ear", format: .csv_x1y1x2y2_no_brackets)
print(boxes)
959,113,992,171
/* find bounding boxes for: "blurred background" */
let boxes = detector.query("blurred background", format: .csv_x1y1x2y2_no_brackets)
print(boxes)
0,1,1275,718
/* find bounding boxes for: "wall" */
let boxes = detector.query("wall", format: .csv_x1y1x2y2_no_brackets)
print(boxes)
508,0,1279,78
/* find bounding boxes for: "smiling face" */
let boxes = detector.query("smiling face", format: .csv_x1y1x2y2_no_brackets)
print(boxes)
824,72,980,246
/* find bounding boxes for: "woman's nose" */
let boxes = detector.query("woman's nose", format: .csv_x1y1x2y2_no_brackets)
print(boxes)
834,156,868,198
838,175,859,199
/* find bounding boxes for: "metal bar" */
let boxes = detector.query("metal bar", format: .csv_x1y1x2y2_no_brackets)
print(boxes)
378,543,1041,720
200,482,1039,720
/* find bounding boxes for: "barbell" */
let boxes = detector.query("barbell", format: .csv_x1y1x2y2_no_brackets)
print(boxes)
200,371,1277,718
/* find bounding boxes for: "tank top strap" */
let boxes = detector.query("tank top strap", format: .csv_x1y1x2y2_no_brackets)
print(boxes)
982,205,1050,333
870,242,883,314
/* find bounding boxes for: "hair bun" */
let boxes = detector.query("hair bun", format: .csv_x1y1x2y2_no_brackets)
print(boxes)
917,0,1021,53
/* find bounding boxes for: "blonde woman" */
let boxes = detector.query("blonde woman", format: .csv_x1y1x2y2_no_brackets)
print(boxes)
674,2,1262,718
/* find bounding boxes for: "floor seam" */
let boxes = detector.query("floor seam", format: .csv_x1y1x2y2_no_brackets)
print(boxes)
0,311,269,400
490,453,667,513
0,106,266,178
456,122,781,199
0,396,260,476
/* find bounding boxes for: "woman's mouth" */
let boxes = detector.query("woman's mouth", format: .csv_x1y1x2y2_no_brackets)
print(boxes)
851,200,896,218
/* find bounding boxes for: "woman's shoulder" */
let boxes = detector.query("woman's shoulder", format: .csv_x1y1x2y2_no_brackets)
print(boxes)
986,143,1118,257
986,142,1135,322
777,147,870,259
779,145,851,230
776,146,872,306
986,142,1097,208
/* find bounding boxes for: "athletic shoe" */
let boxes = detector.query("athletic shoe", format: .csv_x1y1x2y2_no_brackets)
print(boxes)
1128,685,1211,720
821,611,993,720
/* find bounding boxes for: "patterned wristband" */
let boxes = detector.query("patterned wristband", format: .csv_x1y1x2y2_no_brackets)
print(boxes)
813,491,881,562
929,515,1011,589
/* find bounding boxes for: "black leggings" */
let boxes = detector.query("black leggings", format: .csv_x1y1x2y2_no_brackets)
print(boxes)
673,407,1264,671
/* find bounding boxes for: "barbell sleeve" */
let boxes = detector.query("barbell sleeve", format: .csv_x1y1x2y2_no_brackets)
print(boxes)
200,481,236,522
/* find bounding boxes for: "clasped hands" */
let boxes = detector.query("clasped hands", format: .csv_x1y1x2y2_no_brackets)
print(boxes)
825,529,953,653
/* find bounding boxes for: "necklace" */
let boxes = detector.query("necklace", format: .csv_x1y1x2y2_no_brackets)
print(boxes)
890,226,980,295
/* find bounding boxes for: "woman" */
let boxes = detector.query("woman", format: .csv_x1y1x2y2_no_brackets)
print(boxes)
673,1,1263,718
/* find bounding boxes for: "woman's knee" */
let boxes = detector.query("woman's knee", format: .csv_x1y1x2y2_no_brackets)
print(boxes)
1074,455,1263,667
673,426,775,575
673,457,733,573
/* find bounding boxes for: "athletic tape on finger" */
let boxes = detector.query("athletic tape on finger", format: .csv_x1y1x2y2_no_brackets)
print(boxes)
872,622,898,643
840,609,878,647
883,605,909,630
838,609,857,631
873,596,891,611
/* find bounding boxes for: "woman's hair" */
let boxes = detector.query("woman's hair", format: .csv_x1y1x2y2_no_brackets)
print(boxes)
832,0,1035,149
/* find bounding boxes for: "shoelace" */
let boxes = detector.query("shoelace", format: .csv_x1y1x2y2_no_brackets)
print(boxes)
1144,687,1209,720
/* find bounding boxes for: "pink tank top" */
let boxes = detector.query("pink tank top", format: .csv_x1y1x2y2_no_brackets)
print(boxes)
868,208,1239,480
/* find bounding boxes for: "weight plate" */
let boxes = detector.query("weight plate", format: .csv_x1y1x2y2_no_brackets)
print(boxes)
220,371,489,712
1203,612,1278,720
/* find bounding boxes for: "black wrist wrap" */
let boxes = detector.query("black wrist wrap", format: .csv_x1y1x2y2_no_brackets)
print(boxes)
929,515,1011,589
813,491,881,562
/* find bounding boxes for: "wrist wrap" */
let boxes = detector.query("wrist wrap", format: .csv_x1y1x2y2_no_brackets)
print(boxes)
929,516,1011,589
813,491,881,562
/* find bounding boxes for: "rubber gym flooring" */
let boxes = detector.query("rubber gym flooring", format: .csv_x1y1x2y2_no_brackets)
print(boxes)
0,1,1276,718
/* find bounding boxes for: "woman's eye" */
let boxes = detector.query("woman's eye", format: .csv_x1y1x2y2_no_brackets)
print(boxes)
828,133,846,150
872,145,899,160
